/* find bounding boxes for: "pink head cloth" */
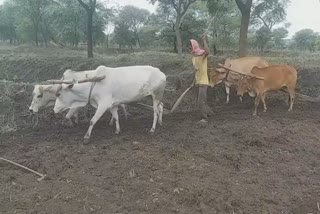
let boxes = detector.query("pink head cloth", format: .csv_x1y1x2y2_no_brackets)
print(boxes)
190,39,205,56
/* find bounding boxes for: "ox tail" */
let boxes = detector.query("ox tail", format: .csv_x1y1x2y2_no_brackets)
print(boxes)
129,102,170,114
295,93,320,102
164,87,175,92
280,88,320,102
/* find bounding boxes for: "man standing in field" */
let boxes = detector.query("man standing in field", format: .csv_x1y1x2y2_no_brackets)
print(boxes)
190,33,213,123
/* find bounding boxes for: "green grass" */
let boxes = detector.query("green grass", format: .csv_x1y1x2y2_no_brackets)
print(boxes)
0,45,195,82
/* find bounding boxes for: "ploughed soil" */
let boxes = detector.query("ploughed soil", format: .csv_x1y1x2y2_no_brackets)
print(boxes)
1,94,320,214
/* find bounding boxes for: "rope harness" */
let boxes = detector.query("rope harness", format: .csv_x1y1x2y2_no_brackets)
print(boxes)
87,82,97,105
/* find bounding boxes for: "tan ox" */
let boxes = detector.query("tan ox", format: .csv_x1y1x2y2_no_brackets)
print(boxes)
235,65,298,116
209,57,269,103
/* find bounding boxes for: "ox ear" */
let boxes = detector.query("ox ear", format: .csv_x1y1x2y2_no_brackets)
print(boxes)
251,66,258,71
224,58,232,67
38,86,44,94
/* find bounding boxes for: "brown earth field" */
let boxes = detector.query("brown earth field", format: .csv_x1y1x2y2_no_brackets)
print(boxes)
1,92,320,214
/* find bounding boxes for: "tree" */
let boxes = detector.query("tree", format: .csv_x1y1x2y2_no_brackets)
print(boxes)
272,27,288,49
14,0,52,46
206,0,240,54
0,0,108,47
251,0,288,30
293,29,318,52
206,0,289,56
113,22,135,48
254,26,272,53
149,0,197,56
143,1,209,52
102,6,115,48
144,9,176,51
77,0,97,58
46,0,108,47
315,36,320,51
0,2,18,44
206,0,252,56
47,0,84,47
113,6,150,48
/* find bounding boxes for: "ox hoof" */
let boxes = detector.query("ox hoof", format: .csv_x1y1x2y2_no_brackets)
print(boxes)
73,118,79,125
83,138,91,144
67,123,75,128
67,120,76,127
288,109,292,112
263,109,267,113
125,113,131,119
115,130,120,135
150,128,155,133
252,113,257,116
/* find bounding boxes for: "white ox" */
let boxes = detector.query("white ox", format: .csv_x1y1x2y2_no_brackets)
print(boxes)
29,68,128,126
61,68,128,125
29,84,80,125
53,65,166,140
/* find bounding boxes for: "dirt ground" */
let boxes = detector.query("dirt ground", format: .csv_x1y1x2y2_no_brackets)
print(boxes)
1,93,320,214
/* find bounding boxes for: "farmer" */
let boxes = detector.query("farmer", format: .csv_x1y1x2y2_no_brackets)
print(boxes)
190,33,213,123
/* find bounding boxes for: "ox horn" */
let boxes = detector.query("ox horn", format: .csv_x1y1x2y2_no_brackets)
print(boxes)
217,63,264,80
38,86,44,94
46,75,106,84
46,79,73,84
55,84,62,96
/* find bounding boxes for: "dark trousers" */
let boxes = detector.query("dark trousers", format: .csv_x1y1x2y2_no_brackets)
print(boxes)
195,85,211,119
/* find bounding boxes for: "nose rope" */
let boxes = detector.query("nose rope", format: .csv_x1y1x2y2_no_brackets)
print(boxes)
223,70,230,81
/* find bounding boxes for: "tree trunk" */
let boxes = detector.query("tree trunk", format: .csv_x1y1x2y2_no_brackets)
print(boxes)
239,11,250,57
35,32,39,46
106,34,109,48
213,44,217,55
235,0,252,57
74,25,78,47
87,11,94,58
34,24,39,47
175,17,183,57
32,20,39,47
136,33,141,48
41,29,48,48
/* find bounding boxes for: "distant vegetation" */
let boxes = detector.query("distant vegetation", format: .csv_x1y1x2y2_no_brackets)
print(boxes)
0,0,319,57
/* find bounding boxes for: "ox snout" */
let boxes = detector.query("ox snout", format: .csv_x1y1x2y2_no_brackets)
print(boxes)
237,90,243,97
53,107,60,114
29,105,38,113
53,105,65,114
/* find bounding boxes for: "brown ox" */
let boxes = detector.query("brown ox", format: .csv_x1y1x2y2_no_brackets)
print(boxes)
235,65,297,116
209,57,269,103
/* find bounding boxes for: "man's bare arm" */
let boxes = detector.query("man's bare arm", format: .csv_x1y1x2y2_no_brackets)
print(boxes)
202,33,210,57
